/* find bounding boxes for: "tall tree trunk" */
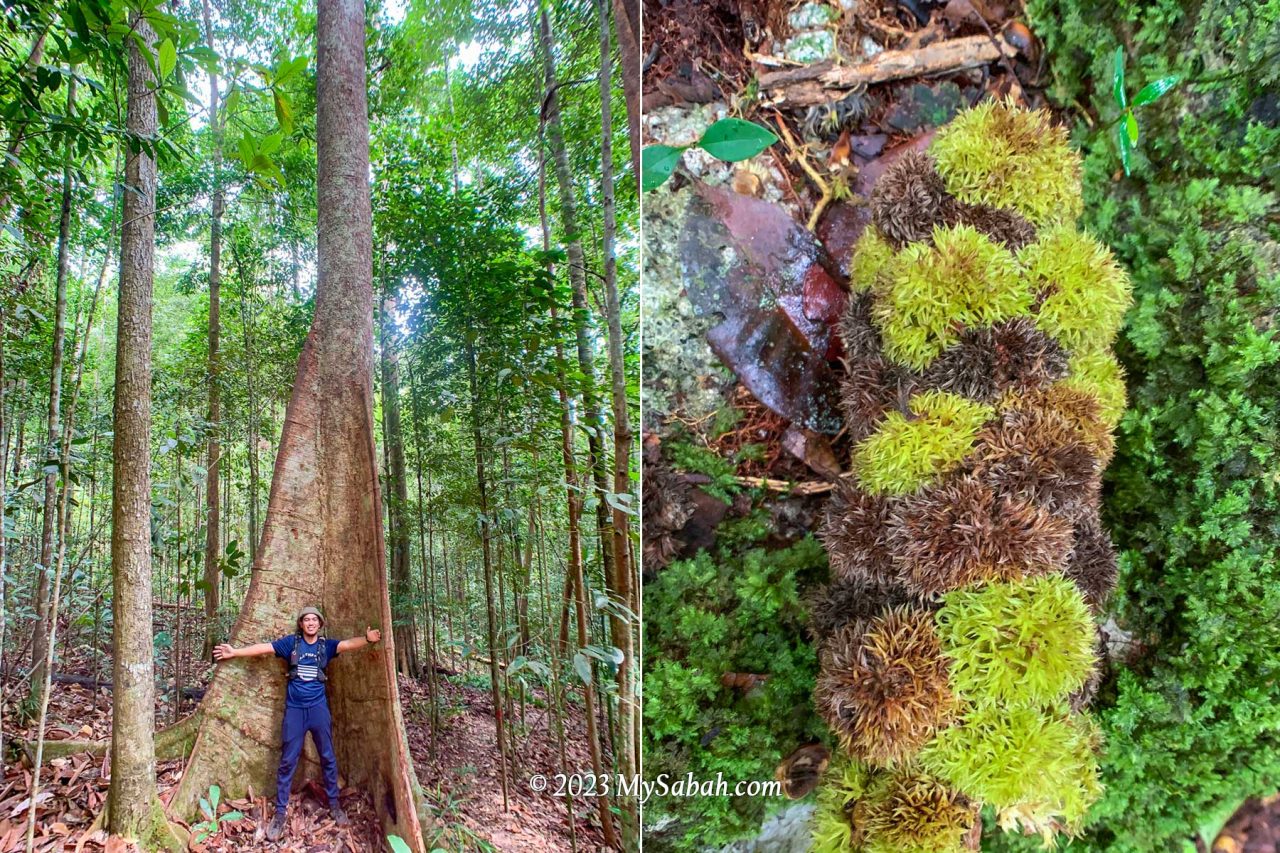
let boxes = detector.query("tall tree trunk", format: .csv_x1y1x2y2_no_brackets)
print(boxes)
105,17,182,848
467,340,510,810
0,302,8,775
168,2,426,846
612,0,641,181
380,292,418,677
29,77,76,716
597,4,639,842
200,0,224,661
537,5,616,601
231,241,262,562
538,125,618,849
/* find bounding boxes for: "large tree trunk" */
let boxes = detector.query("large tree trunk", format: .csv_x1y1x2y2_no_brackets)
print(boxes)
200,0,223,661
380,292,418,677
597,4,639,843
168,2,427,847
106,16,182,848
29,77,76,715
538,6,616,602
611,0,641,181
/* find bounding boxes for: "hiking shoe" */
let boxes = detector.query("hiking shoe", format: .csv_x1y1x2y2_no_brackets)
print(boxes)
266,809,287,842
330,803,351,826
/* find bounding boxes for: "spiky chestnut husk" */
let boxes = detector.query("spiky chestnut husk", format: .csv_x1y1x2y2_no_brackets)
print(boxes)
872,150,953,249
861,768,978,853
919,704,1102,830
821,479,897,584
811,757,871,853
886,476,1074,597
936,573,1096,706
965,404,1101,520
873,225,1033,371
1001,384,1116,465
838,291,919,443
1059,347,1128,430
808,573,920,645
853,390,994,496
930,99,1083,227
871,150,1038,253
920,317,1070,404
815,608,955,765
1064,505,1119,611
1020,225,1132,354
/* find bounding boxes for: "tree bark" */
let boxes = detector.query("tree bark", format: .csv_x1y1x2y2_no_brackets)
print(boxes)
597,4,639,843
538,5,616,602
200,0,224,662
168,2,427,847
106,16,183,849
611,0,641,181
29,77,76,716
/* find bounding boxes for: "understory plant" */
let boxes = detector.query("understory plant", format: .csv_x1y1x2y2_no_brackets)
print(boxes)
812,100,1130,849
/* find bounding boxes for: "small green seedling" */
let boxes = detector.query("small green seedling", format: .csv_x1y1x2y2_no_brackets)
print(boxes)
192,784,244,843
641,117,778,191
1112,46,1180,175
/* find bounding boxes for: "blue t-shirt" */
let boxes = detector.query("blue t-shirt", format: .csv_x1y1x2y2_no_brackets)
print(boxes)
272,635,341,708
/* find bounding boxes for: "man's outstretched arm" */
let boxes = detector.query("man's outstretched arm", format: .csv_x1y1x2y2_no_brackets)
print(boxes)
213,641,276,660
337,627,381,654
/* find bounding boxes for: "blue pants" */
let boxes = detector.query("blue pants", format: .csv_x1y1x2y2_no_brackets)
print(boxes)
276,701,340,810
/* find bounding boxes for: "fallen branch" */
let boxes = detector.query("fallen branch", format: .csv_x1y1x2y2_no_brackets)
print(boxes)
734,476,834,495
760,34,1018,108
17,710,201,765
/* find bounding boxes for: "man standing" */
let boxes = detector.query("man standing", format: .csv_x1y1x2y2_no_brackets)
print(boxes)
212,607,381,841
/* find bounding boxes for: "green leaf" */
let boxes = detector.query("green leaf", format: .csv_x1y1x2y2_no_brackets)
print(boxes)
209,785,220,810
388,836,414,853
221,810,243,822
641,145,684,192
1126,110,1139,145
1133,75,1181,106
1112,45,1127,109
572,651,593,686
157,38,176,80
697,117,778,162
1117,122,1132,176
273,90,294,134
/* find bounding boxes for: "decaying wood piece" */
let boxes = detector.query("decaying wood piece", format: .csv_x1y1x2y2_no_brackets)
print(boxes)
166,0,427,848
760,34,1018,108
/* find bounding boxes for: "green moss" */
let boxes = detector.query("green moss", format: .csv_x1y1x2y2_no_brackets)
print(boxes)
873,225,1032,370
642,537,830,849
930,99,1084,227
1022,224,1133,353
811,758,870,853
853,391,994,495
937,574,1096,707
920,704,1102,831
851,226,896,294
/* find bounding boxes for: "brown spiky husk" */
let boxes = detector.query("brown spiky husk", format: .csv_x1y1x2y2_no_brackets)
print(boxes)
863,769,980,851
1009,383,1116,465
887,475,1075,596
921,318,1070,403
1065,505,1119,611
814,607,955,764
821,479,897,583
838,292,919,442
966,405,1102,520
808,575,921,646
872,150,951,248
952,201,1038,251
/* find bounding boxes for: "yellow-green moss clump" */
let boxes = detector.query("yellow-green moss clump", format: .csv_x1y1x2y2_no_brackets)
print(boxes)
936,573,1096,706
1060,348,1128,429
852,390,993,495
1021,224,1132,353
851,226,896,294
930,99,1083,227
873,225,1031,370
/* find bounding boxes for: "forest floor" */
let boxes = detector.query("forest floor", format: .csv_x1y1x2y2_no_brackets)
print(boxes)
0,622,609,851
